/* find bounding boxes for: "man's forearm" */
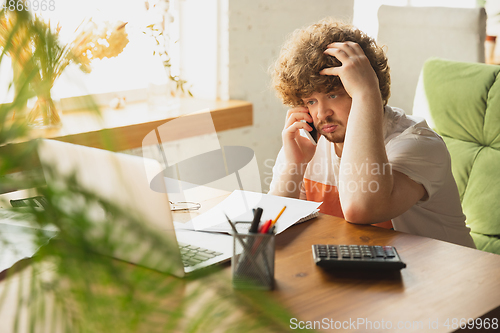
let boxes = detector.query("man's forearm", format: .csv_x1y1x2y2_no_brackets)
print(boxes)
268,163,306,198
338,93,393,222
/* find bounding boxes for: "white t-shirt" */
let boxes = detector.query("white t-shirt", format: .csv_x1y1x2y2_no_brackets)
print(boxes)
270,106,476,248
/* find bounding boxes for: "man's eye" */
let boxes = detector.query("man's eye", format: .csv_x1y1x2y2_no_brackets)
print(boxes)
329,94,337,99
306,100,315,105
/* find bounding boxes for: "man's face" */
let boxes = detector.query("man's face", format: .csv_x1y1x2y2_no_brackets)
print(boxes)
302,88,352,143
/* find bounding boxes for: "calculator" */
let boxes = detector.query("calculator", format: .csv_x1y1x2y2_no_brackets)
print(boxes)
312,244,407,270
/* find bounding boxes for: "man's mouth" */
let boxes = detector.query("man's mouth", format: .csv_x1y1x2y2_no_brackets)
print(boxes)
321,124,338,133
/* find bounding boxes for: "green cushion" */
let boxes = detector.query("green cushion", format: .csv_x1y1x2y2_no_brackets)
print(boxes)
422,58,500,254
471,232,500,255
460,146,500,235
423,59,500,146
441,137,481,201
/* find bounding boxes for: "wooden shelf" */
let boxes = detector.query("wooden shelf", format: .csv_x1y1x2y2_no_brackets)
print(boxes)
4,98,253,152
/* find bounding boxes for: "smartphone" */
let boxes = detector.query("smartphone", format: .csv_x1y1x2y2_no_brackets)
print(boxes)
303,117,318,145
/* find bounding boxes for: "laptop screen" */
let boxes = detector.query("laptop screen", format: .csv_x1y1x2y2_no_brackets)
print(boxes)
38,139,185,277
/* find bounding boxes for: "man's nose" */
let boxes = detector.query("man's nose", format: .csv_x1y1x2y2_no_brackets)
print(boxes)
317,101,333,121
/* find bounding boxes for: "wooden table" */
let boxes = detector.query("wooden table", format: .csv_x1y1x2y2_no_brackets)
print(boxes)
270,214,500,332
173,192,500,332
1,196,499,332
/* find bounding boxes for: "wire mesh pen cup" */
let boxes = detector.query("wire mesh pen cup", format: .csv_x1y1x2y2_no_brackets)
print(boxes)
232,231,275,290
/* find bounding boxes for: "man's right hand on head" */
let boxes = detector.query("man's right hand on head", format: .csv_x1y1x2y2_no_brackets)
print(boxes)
282,106,317,167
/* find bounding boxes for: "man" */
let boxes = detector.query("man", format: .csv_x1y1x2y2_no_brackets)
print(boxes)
268,18,475,248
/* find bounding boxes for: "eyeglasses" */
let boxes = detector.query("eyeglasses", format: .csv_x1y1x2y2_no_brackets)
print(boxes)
169,201,201,211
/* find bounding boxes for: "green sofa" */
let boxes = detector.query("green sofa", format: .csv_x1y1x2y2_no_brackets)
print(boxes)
413,58,500,254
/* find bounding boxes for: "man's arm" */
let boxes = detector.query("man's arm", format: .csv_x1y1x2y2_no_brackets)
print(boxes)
320,42,426,224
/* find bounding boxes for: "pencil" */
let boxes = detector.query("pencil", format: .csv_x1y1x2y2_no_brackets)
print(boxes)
270,206,286,228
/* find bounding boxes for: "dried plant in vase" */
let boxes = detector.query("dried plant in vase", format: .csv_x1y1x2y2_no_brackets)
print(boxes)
28,17,129,128
0,8,129,128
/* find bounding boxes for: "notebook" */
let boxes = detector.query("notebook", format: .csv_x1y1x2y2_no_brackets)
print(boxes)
186,190,321,234
37,139,234,277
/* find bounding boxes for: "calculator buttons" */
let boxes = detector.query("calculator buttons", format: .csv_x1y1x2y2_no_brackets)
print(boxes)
312,244,406,270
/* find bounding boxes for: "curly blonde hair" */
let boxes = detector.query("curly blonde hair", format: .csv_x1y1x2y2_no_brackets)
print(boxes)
271,18,390,106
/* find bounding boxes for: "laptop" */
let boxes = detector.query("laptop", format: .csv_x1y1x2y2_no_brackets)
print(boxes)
37,139,233,277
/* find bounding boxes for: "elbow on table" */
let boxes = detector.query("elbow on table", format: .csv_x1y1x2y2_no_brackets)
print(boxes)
342,204,379,225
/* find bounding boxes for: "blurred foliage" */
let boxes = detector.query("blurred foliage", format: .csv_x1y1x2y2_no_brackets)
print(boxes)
0,2,293,332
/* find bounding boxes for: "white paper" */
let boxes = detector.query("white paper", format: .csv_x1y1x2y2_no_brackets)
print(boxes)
191,190,322,234
0,213,57,273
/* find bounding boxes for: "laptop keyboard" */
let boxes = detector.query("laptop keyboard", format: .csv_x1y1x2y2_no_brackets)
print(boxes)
178,243,224,267
10,196,49,209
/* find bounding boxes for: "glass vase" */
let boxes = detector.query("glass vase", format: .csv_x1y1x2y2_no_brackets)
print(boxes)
27,93,62,129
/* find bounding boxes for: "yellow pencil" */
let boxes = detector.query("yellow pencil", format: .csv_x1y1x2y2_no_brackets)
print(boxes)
270,206,286,227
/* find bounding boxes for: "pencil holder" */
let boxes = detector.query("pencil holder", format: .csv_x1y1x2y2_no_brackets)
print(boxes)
232,231,275,290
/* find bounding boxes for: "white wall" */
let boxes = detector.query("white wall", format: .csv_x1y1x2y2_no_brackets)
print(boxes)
218,0,354,192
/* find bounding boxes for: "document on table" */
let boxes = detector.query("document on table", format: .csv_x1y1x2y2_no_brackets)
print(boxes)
0,211,58,273
187,190,322,235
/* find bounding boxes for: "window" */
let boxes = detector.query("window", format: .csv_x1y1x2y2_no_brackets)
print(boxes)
1,0,179,104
